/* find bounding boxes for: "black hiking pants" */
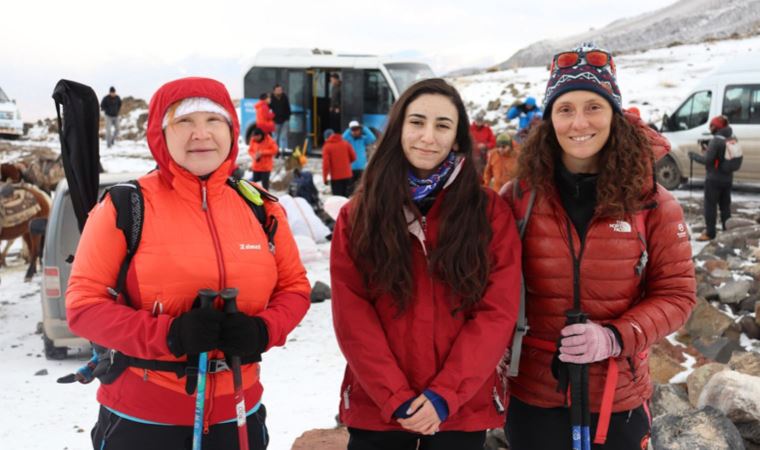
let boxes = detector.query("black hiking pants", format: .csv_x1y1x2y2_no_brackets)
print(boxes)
704,179,732,238
331,178,351,197
91,404,268,450
505,396,651,450
347,428,485,450
253,171,271,191
348,169,364,196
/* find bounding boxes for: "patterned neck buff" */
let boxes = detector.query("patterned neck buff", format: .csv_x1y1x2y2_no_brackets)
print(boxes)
408,152,457,202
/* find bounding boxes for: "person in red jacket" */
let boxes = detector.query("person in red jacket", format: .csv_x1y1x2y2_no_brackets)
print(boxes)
501,44,695,450
255,93,275,135
67,77,311,449
248,127,278,190
469,111,495,176
321,129,356,197
330,78,521,450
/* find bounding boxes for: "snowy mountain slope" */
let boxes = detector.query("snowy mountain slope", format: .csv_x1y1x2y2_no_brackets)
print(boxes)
499,0,760,68
450,34,760,131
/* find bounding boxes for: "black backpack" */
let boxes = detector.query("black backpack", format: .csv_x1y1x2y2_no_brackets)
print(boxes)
57,177,278,393
715,135,743,173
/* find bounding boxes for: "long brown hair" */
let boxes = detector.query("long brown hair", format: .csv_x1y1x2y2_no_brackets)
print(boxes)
517,112,653,218
349,78,491,313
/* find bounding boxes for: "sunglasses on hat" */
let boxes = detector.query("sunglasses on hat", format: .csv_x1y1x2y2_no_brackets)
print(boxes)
550,49,616,75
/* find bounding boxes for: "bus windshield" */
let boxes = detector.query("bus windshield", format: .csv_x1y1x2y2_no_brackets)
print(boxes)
385,63,435,94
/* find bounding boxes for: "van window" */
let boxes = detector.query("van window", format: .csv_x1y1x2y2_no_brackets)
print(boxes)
0,87,9,102
723,84,760,125
672,90,711,130
385,63,435,95
364,70,393,114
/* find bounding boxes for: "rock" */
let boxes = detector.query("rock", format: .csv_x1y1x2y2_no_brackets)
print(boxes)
34,369,48,376
687,363,729,407
651,406,745,450
740,315,760,340
710,268,733,280
739,296,759,313
704,259,729,273
485,428,508,450
726,218,758,231
757,301,760,327
486,99,501,111
697,283,720,301
744,264,760,279
310,281,332,303
649,340,687,383
698,370,760,446
651,383,694,419
727,256,746,271
729,352,760,378
753,246,760,260
685,298,736,339
716,224,760,248
717,280,752,304
692,336,746,363
291,428,348,450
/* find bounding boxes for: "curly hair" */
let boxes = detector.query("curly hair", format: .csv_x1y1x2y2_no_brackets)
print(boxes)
349,78,491,314
517,113,654,218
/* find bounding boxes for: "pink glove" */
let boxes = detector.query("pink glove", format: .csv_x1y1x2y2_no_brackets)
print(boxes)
558,322,621,364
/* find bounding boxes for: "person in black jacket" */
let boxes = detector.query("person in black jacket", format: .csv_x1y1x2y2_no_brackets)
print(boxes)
688,115,734,241
100,86,122,148
270,84,291,155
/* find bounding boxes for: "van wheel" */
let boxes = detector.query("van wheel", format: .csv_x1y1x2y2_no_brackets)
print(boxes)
43,334,67,360
655,156,682,190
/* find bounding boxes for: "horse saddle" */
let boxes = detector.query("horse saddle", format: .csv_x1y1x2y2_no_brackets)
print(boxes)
0,184,42,229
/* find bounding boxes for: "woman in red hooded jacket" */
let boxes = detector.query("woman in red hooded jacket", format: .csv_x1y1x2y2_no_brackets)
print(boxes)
66,77,311,449
501,44,695,450
330,78,521,450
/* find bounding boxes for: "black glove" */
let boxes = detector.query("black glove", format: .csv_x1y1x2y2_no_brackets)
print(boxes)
166,307,225,357
220,313,269,357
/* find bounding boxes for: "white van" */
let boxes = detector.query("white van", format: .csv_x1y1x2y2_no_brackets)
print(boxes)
657,58,760,189
0,86,24,138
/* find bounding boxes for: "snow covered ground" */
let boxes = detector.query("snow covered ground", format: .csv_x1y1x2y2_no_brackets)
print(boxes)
2,34,760,449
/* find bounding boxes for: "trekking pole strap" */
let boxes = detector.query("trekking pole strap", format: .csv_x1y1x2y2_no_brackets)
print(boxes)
521,336,618,446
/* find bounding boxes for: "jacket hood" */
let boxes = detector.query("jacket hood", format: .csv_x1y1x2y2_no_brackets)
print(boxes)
146,77,240,185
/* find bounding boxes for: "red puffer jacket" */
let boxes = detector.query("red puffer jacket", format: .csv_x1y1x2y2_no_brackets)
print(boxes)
331,180,521,432
67,77,311,426
502,181,695,413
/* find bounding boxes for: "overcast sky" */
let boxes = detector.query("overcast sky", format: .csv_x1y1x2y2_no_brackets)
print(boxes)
4,0,677,121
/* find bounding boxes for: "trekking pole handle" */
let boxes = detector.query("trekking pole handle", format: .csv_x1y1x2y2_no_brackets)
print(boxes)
564,308,588,326
220,288,240,313
197,288,219,309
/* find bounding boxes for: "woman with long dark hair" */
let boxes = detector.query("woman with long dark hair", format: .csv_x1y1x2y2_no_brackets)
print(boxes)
330,78,521,450
501,44,696,449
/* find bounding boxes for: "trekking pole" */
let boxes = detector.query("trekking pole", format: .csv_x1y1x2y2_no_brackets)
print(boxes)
564,309,590,450
220,287,250,450
193,288,218,450
689,157,694,201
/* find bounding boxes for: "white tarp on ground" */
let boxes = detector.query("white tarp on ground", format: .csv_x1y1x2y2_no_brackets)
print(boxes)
279,194,331,244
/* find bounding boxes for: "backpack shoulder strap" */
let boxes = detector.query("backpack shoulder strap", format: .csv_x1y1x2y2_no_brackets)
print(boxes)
227,177,279,254
102,180,143,304
508,179,536,377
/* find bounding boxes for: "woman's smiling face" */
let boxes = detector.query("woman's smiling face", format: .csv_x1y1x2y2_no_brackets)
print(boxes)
551,90,613,173
401,93,459,178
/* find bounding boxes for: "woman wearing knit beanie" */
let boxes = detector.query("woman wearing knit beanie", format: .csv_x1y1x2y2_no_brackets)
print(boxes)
500,44,696,449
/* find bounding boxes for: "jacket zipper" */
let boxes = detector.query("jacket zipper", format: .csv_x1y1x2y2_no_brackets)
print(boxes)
420,215,438,362
565,218,587,313
200,180,227,431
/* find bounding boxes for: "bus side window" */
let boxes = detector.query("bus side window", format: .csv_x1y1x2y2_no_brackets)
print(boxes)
364,70,392,114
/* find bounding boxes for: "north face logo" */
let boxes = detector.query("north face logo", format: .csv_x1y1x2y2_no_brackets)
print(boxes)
239,243,262,250
609,220,632,233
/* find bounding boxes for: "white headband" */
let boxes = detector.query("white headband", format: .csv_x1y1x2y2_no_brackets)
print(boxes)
162,97,232,128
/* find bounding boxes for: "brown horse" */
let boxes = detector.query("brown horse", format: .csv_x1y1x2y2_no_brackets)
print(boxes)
0,183,51,281
3,155,65,195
